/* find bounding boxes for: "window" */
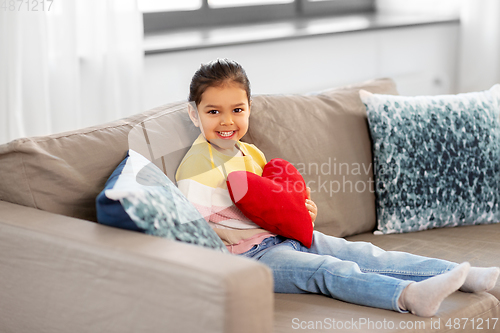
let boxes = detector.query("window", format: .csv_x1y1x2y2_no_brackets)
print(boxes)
301,0,375,16
209,0,294,9
139,0,202,13
141,0,375,33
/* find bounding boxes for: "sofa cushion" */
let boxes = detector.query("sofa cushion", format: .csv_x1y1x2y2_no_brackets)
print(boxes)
227,158,313,248
361,85,500,234
274,291,500,333
242,78,399,237
96,149,227,251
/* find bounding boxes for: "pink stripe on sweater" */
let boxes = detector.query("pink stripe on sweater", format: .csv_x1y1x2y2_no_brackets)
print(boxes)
227,232,275,255
209,205,249,222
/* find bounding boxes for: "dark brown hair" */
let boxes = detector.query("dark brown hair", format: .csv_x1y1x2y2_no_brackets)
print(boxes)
188,58,251,106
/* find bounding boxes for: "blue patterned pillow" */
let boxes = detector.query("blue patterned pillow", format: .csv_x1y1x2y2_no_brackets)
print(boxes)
360,85,500,234
96,149,228,252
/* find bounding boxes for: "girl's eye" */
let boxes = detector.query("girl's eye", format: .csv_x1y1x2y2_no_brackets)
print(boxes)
208,110,219,114
233,108,243,113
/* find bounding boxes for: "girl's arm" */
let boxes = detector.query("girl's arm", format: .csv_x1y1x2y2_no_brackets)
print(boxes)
305,187,317,227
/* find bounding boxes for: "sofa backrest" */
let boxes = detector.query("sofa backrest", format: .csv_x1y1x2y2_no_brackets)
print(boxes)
0,101,198,222
0,78,398,237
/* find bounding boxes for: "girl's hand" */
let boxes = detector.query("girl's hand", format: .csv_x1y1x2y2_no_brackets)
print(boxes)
305,187,317,228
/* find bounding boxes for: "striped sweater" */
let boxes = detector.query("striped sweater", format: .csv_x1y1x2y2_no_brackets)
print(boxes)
175,133,274,254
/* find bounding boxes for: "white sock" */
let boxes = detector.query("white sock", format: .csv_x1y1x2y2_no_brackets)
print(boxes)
460,266,500,293
398,262,470,317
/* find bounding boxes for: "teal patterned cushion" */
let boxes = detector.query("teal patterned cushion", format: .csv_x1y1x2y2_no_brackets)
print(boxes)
96,149,228,252
361,85,500,234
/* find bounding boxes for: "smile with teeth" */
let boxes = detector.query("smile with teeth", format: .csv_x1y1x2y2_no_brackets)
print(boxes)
218,131,235,137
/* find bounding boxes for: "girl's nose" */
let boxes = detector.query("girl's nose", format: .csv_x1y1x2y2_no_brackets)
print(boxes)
220,114,234,125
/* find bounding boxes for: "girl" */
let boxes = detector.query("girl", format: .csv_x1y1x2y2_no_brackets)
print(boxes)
175,58,499,317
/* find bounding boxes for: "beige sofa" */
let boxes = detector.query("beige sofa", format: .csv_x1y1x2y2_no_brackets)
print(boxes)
1,78,499,333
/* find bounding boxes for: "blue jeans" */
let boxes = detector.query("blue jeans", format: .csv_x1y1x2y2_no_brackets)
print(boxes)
240,231,457,312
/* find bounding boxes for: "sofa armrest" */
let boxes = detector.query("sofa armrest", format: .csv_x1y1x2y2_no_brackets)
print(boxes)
0,200,273,333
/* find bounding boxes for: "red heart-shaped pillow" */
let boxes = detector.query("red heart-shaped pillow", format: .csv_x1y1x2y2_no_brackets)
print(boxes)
226,158,313,248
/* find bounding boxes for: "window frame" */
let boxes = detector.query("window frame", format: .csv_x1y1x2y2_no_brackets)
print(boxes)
143,0,375,34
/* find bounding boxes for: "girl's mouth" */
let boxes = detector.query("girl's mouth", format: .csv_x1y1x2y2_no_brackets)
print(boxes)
217,131,236,139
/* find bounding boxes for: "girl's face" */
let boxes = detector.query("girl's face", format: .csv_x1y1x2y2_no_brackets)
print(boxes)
189,82,251,153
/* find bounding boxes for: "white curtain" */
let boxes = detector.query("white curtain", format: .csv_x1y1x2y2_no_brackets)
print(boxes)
458,0,500,93
0,0,144,145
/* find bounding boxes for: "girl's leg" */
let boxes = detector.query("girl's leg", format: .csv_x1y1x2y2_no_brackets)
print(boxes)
400,262,470,317
303,231,499,294
462,266,500,292
303,231,457,281
256,239,411,312
246,234,469,315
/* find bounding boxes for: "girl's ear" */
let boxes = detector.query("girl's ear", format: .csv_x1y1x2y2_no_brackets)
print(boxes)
248,99,252,115
187,103,200,127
